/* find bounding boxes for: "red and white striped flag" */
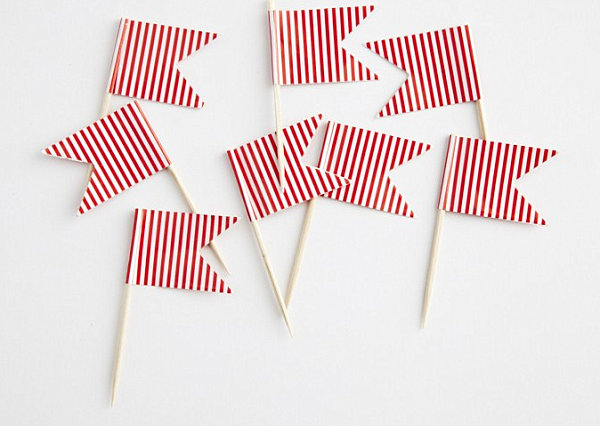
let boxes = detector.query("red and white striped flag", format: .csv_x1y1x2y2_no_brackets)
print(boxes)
366,25,481,117
318,121,430,216
106,18,217,108
268,6,377,85
439,135,557,225
42,101,171,215
126,209,237,292
227,115,349,221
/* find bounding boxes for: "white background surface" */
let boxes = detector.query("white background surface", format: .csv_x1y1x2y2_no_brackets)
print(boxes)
1,0,599,424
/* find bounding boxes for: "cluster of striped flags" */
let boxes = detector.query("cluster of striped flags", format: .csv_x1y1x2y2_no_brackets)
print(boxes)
41,7,559,353
227,115,349,222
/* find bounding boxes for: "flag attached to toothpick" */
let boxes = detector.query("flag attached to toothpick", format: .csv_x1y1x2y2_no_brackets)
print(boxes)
42,101,171,215
268,6,378,85
366,25,481,117
107,18,217,108
318,121,430,216
227,115,349,221
439,135,557,224
126,209,237,292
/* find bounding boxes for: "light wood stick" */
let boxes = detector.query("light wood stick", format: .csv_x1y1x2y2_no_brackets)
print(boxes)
250,220,293,336
476,99,489,140
285,198,317,308
110,283,132,406
167,165,231,274
420,209,445,328
421,99,489,328
269,0,285,193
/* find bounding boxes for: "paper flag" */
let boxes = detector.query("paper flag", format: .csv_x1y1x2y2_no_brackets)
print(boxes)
268,6,377,85
439,135,557,225
366,25,481,117
42,101,171,215
318,121,430,216
106,18,217,108
126,209,237,292
227,115,349,221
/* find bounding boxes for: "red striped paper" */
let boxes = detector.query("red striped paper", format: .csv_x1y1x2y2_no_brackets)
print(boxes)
318,121,430,216
227,115,349,222
107,18,217,108
366,25,481,117
438,135,557,225
268,6,377,85
43,101,171,215
126,209,237,292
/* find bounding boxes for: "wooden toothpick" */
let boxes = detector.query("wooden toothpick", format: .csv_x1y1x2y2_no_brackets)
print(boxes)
110,283,132,406
250,220,293,336
269,0,285,192
285,198,317,308
420,99,489,328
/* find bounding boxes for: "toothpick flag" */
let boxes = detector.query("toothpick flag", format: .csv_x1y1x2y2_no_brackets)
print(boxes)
227,115,350,222
43,101,171,215
268,6,378,85
126,208,237,292
318,121,430,216
366,25,481,117
439,135,557,225
107,18,217,108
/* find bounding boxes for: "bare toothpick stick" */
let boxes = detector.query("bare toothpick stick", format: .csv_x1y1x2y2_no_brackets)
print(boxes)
249,220,293,336
420,99,489,327
269,0,285,192
167,165,231,274
110,283,132,406
285,198,317,308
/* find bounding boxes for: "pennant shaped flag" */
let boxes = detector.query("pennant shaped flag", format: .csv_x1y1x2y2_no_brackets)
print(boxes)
268,6,378,85
106,18,217,108
366,25,481,117
227,115,349,221
318,121,430,216
126,209,237,292
42,101,171,215
438,135,557,225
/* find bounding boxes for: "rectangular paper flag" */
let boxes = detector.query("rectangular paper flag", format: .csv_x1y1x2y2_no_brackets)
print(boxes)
438,135,557,225
227,115,349,222
366,25,481,116
318,121,430,216
268,6,377,85
126,209,237,292
107,18,217,108
42,101,171,215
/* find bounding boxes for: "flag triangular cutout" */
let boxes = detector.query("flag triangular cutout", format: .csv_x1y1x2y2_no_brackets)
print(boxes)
227,115,350,221
318,121,430,216
106,18,218,108
438,135,557,225
366,25,481,117
268,6,378,85
42,101,171,215
125,209,238,292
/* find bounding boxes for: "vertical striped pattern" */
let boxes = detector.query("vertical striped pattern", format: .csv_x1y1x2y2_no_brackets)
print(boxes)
366,25,481,117
438,135,557,225
318,121,430,216
227,115,349,221
43,101,171,215
268,6,377,85
106,18,217,108
126,209,237,292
